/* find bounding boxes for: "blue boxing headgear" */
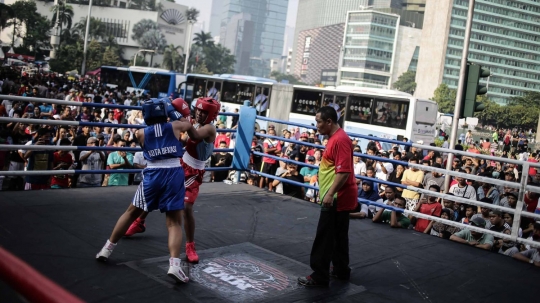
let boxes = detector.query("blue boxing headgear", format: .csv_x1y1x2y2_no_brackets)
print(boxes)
142,98,168,125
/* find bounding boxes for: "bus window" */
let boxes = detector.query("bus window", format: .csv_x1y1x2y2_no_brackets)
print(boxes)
322,95,346,126
147,74,172,98
237,83,254,104
254,86,270,115
193,78,207,100
346,95,374,124
291,89,322,115
207,81,222,100
373,98,409,130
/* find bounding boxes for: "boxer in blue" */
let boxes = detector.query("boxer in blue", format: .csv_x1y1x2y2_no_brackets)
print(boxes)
96,98,195,284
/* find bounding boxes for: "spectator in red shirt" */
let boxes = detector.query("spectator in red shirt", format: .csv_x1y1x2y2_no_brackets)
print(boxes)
51,138,74,189
414,184,443,234
259,128,281,191
214,124,230,148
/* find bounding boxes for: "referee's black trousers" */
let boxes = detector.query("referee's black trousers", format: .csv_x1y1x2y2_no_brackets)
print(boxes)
309,205,351,284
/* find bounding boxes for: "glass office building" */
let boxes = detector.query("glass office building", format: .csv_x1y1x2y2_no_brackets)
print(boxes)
416,0,540,105
219,0,288,77
338,10,400,88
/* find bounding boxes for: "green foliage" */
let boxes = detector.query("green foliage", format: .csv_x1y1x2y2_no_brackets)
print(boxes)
161,44,183,71
202,44,235,74
270,71,306,85
74,17,107,40
193,62,211,75
186,7,200,22
392,70,416,94
101,46,121,67
0,3,14,30
431,83,457,114
8,1,50,50
50,1,74,30
193,31,214,48
131,19,158,41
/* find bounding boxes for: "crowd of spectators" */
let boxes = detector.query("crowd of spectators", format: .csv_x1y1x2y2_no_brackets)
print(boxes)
0,73,154,190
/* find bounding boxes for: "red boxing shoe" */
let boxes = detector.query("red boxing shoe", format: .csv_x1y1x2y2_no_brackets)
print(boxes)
185,242,199,263
125,218,146,237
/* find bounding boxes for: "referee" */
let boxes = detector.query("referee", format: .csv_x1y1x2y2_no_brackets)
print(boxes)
298,106,358,287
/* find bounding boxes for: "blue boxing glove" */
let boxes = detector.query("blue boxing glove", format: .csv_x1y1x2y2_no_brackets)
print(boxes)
166,101,183,121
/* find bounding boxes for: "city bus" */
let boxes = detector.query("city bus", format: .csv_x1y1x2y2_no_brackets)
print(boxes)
180,74,277,129
283,85,438,151
179,75,438,151
100,66,186,98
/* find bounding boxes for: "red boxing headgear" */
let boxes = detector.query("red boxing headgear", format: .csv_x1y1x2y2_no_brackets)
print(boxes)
194,97,220,125
171,98,191,118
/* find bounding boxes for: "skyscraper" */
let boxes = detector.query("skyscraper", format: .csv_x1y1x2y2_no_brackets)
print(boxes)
209,0,225,42
415,0,540,104
219,0,289,77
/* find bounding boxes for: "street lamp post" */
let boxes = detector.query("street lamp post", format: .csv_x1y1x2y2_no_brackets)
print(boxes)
183,20,195,74
50,0,61,59
133,49,155,67
81,0,93,76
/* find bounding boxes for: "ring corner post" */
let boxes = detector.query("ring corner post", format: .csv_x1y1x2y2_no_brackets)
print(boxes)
231,103,256,172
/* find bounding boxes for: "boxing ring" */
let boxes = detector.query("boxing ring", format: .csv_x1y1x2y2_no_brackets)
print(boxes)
1,97,540,303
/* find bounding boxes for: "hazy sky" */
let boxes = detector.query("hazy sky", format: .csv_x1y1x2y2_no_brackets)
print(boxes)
174,0,299,31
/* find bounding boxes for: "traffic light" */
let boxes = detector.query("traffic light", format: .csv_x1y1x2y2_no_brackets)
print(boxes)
461,63,490,118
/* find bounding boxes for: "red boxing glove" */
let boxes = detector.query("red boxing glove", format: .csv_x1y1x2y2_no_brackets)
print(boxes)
172,98,191,119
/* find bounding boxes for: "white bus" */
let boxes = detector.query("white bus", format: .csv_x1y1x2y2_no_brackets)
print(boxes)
180,76,438,150
282,85,438,151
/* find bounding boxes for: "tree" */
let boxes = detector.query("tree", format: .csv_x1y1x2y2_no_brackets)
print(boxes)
8,1,50,51
101,46,121,67
139,29,167,65
193,62,211,74
270,71,306,85
131,19,158,41
161,44,183,71
50,1,74,31
392,70,416,94
431,83,457,114
0,3,14,31
186,7,199,22
203,44,235,74
74,17,107,40
193,31,214,48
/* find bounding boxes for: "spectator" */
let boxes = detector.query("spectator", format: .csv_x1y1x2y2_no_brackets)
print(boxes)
300,156,318,185
372,196,410,228
422,163,444,190
488,209,514,254
477,182,500,206
387,164,404,193
272,163,304,199
131,144,146,185
50,138,73,189
350,180,382,219
259,128,281,190
106,139,133,186
471,197,494,229
77,137,105,187
401,158,424,210
460,205,477,224
211,141,233,182
23,128,53,190
430,208,459,239
450,217,494,250
449,170,477,201
274,152,288,194
231,108,239,128
218,108,227,126
413,184,443,234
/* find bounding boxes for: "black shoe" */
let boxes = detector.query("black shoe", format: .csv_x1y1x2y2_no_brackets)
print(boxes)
297,276,329,287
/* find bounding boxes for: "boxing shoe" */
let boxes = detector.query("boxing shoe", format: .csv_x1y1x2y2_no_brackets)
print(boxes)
185,242,199,264
168,258,189,283
297,275,328,287
125,218,146,237
96,240,116,262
